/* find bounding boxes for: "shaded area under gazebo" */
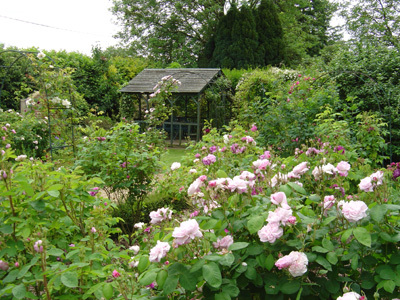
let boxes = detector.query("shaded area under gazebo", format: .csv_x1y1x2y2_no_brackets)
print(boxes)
120,68,226,145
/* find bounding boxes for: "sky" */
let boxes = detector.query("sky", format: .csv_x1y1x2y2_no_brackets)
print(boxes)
0,0,121,55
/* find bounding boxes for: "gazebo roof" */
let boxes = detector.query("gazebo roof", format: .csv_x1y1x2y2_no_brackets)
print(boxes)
120,68,223,95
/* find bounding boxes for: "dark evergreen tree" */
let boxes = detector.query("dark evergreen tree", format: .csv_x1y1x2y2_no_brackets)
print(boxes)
255,0,285,66
209,5,239,69
228,4,259,69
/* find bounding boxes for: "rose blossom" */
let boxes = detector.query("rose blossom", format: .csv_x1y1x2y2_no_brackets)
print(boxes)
129,245,140,254
134,222,145,229
34,240,43,253
112,270,121,278
258,222,283,243
267,207,293,226
170,162,181,171
336,161,351,177
202,154,216,165
275,251,308,277
172,219,202,246
323,195,336,210
359,177,373,192
291,162,309,177
337,292,362,300
0,260,9,271
149,207,172,224
339,200,368,222
213,235,234,250
149,241,171,262
270,192,288,207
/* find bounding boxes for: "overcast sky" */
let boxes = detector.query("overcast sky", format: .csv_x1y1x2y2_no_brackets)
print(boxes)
0,0,120,55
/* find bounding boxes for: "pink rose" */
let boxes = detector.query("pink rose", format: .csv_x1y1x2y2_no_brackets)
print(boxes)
267,207,293,226
270,192,288,207
149,207,172,224
0,260,9,271
337,291,362,300
340,200,368,222
323,195,336,210
336,161,350,177
149,241,171,262
213,235,234,250
172,219,202,246
358,177,373,192
275,251,308,277
292,162,309,177
258,223,283,243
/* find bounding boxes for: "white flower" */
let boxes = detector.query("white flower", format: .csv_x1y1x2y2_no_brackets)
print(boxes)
37,52,46,59
62,99,71,108
337,291,362,300
134,222,145,229
189,169,197,174
170,162,181,171
129,245,140,254
15,155,27,162
322,163,336,175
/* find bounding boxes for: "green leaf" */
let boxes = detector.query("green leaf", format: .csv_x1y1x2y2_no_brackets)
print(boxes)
0,224,13,234
162,275,179,295
139,270,158,286
228,242,249,251
316,256,332,271
30,200,45,211
61,271,79,288
47,190,60,197
215,292,231,300
383,280,395,293
322,216,336,226
369,204,387,223
265,254,275,271
281,281,301,294
19,181,34,196
48,184,64,191
102,282,113,300
216,170,228,178
179,272,197,291
322,238,334,251
312,246,329,253
3,269,19,283
219,253,235,267
138,255,150,272
47,248,64,257
222,283,240,297
156,270,168,289
379,267,396,280
353,227,371,247
12,284,26,299
83,282,105,299
279,185,292,197
341,228,353,243
202,262,222,288
201,219,219,230
288,182,307,195
326,252,338,265
247,215,265,234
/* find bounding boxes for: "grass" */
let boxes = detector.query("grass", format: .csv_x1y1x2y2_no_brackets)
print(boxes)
160,147,189,170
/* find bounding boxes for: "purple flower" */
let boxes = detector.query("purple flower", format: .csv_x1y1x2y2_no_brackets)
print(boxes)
209,146,218,153
393,169,400,180
334,145,345,154
202,154,216,165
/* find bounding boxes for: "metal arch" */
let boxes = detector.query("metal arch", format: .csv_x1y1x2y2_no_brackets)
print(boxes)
0,49,76,161
312,69,394,164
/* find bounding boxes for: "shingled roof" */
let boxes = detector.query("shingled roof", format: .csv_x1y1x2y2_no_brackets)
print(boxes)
120,68,223,95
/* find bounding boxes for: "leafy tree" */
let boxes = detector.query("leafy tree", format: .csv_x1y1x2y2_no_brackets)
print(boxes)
340,0,400,51
111,0,337,66
111,0,226,66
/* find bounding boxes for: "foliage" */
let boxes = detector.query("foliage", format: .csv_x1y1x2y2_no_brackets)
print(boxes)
340,0,400,51
111,0,337,67
0,109,48,158
74,121,161,239
0,146,121,299
114,122,400,299
206,1,285,68
326,43,400,160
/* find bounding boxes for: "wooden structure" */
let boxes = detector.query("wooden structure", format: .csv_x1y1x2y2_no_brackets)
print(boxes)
120,68,224,145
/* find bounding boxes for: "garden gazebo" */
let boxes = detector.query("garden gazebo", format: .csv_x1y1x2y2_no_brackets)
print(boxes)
120,68,225,145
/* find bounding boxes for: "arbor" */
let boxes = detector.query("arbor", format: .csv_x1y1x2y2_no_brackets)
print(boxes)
340,0,400,51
